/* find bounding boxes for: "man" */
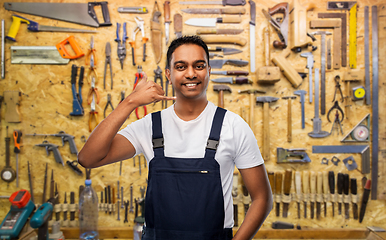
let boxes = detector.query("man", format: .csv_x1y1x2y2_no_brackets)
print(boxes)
78,35,272,240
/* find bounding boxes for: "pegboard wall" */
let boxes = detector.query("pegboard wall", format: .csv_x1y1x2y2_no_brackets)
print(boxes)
0,0,386,233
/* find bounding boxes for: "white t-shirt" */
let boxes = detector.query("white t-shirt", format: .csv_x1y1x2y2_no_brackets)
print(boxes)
118,101,264,228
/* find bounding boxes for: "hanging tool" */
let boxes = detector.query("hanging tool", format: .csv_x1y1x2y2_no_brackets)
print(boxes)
351,178,358,219
308,68,329,138
343,173,350,219
130,17,148,66
276,148,311,163
249,0,256,73
1,127,16,183
310,171,316,219
185,16,242,27
30,195,58,240
200,36,247,46
154,66,164,108
262,2,289,49
26,131,78,155
303,171,309,218
238,89,266,134
4,91,21,123
257,27,280,84
151,2,162,64
282,169,292,218
42,164,48,203
13,130,22,188
4,2,112,28
70,65,85,116
300,52,313,103
133,66,147,119
115,22,128,69
271,50,303,88
179,0,246,5
282,96,296,142
364,7,371,105
328,171,335,217
316,172,323,219
337,173,344,215
104,94,114,118
182,7,245,14
104,42,113,90
333,75,344,102
164,1,171,45
323,171,330,217
5,14,94,42
209,59,248,69
174,14,183,38
327,101,344,123
213,85,232,108
208,46,242,56
343,69,364,119
294,90,307,129
294,171,302,219
255,96,279,161
275,172,282,217
329,110,344,135
1,19,4,79
341,114,370,143
35,141,64,166
211,77,251,85
212,70,249,76
359,179,371,223
87,77,100,105
89,94,99,132
27,162,34,203
86,36,97,66
118,7,148,13
87,54,98,84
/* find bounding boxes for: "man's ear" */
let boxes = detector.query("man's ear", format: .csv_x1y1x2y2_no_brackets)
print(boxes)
208,65,211,77
165,68,171,84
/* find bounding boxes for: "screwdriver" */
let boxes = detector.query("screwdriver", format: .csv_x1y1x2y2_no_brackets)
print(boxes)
13,129,22,188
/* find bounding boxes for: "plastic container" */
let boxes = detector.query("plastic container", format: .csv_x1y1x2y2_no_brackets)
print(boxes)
79,179,99,240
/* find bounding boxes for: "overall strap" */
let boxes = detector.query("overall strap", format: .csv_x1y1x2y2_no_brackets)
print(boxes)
151,111,165,157
205,107,227,159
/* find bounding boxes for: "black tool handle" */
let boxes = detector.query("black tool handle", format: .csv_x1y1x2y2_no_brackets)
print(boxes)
328,171,335,194
351,178,357,195
78,66,84,88
235,77,250,84
71,65,78,85
132,48,136,66
249,1,256,25
88,2,112,27
143,43,146,62
343,174,349,195
337,173,344,194
223,0,246,6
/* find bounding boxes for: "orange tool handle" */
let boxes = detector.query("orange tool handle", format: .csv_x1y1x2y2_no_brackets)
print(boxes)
56,36,85,59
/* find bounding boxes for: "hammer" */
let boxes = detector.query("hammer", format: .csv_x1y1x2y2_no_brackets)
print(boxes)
213,85,232,108
282,96,297,142
256,96,279,161
238,89,266,133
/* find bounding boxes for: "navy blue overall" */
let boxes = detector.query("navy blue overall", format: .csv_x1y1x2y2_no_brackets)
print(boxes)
142,107,233,240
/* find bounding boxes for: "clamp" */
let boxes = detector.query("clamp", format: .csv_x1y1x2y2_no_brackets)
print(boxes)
89,94,99,132
129,16,148,66
154,66,164,108
87,76,100,105
115,22,128,69
86,36,97,66
133,66,147,119
104,93,115,118
332,75,344,102
327,101,344,122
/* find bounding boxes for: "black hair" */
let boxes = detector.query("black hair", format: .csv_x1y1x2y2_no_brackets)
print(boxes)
166,35,209,69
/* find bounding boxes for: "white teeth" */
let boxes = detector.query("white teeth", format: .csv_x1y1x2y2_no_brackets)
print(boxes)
185,83,197,87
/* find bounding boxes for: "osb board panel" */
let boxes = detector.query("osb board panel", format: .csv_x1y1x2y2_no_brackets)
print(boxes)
0,0,385,233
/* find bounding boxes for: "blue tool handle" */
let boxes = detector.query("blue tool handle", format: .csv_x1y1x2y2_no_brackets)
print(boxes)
115,23,121,42
26,19,40,32
123,22,128,43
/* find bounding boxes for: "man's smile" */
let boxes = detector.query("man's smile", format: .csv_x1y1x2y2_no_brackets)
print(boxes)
182,82,201,88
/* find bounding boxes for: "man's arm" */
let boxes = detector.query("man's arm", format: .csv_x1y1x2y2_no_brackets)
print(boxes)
233,164,273,240
78,73,175,169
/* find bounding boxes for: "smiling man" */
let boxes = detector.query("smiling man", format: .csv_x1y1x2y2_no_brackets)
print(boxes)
78,35,272,240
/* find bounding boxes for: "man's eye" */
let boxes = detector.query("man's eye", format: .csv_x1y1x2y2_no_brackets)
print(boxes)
196,64,206,69
175,65,185,70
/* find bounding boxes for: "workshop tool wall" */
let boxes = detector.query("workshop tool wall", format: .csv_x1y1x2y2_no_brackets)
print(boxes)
1,0,386,234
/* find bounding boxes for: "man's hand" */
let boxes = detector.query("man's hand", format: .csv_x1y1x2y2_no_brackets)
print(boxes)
128,72,176,107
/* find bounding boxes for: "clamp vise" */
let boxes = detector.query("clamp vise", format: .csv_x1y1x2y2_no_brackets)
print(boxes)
277,147,311,163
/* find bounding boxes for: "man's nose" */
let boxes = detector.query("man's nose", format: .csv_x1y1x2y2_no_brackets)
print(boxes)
184,66,196,79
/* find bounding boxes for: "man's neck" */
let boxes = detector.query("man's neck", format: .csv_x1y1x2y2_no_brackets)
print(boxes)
173,98,208,121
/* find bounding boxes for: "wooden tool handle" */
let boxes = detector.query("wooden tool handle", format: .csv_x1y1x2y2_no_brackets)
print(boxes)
317,172,323,194
218,90,224,108
174,14,182,33
275,172,283,195
295,171,302,195
283,169,292,195
249,93,254,130
164,1,171,22
323,171,329,194
303,171,310,194
268,171,275,193
4,91,21,123
287,99,292,142
222,7,246,14
196,29,218,34
201,35,247,46
264,27,270,66
263,102,270,160
221,16,242,23
310,171,316,194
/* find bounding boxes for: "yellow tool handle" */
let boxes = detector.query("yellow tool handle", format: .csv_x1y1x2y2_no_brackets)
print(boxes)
221,8,246,14
323,171,329,194
310,171,316,194
6,15,30,42
303,171,309,194
200,35,247,46
317,172,323,195
222,16,242,23
295,171,302,195
283,169,292,195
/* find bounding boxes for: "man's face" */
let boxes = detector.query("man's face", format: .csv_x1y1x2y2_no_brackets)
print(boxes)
166,44,210,101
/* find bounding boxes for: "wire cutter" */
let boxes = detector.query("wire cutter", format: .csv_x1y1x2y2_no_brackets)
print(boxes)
115,22,128,69
86,36,97,66
89,94,99,132
104,42,113,90
87,54,98,84
133,66,147,119
332,75,344,102
87,76,100,105
104,93,115,118
327,101,344,123
129,17,148,66
154,66,164,108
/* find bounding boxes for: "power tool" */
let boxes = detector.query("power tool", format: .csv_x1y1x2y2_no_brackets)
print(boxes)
0,190,35,239
30,197,57,240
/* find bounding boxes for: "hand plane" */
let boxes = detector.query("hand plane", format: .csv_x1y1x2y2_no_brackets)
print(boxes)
262,2,289,49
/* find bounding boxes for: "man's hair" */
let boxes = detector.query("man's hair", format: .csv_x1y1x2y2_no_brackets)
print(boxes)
166,35,209,69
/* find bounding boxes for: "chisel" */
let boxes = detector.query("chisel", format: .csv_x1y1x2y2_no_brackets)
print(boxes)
351,178,358,220
323,171,330,217
295,171,302,219
343,173,350,219
316,172,323,220
328,171,336,216
282,169,292,217
275,172,283,217
337,173,344,215
268,171,275,213
359,179,371,223
310,171,316,219
302,171,310,218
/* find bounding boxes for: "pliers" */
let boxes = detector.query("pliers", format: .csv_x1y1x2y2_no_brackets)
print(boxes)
115,22,128,69
89,94,99,132
104,42,113,90
133,66,147,119
129,16,148,66
104,93,115,118
154,66,164,108
327,101,344,123
86,36,97,66
332,75,344,102
87,54,98,84
87,76,100,105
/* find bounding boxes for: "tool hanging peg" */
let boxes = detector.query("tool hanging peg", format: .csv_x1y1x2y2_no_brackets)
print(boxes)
130,17,148,66
115,22,128,69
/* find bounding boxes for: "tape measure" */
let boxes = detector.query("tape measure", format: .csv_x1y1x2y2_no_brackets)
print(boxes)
353,86,365,100
351,125,369,141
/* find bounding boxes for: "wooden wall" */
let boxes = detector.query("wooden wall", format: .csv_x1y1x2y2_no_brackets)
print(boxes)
1,0,385,235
